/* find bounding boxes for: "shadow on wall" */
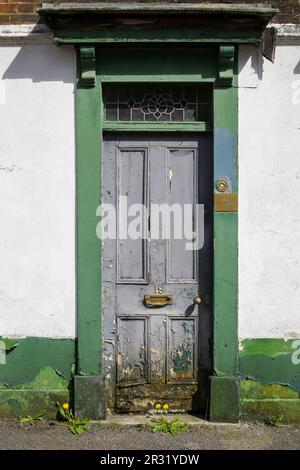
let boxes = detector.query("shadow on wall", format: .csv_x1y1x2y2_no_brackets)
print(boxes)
294,61,300,74
238,45,263,83
3,43,76,84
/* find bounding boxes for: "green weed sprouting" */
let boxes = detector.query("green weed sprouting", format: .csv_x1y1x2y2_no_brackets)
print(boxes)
56,402,91,435
151,416,189,436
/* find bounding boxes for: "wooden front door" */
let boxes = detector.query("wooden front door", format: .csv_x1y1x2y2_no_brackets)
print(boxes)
102,132,212,412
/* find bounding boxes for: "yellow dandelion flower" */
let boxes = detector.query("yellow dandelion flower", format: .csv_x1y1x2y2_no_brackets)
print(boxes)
155,403,162,409
62,403,69,410
163,403,169,410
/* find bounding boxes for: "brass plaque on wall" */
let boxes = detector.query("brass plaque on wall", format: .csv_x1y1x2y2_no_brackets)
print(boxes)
214,193,238,212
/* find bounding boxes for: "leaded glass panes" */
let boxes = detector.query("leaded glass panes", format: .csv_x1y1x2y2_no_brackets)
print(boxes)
103,85,211,122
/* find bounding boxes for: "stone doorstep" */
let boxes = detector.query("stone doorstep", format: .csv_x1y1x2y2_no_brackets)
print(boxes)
92,414,241,428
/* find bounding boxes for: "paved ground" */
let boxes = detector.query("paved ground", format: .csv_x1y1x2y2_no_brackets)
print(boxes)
0,415,300,450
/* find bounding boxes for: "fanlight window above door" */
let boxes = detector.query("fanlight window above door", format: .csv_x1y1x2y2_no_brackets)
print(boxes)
103,85,211,123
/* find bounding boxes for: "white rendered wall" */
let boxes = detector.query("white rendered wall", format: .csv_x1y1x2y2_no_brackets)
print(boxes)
239,44,300,339
0,45,76,338
0,42,299,340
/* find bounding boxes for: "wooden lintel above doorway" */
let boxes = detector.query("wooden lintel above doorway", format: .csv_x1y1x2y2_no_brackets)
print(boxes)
37,2,279,45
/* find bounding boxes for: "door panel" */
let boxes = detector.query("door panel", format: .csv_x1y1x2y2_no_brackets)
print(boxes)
102,133,212,413
167,147,197,282
117,316,148,386
117,147,148,283
167,317,198,383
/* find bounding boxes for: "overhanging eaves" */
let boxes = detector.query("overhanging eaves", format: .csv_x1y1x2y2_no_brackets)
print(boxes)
37,2,279,45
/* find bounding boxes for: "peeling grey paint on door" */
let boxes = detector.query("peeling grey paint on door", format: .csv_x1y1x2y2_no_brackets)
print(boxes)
102,133,212,413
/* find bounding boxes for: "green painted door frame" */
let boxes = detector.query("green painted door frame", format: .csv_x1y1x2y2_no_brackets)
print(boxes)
72,44,239,421
38,2,277,422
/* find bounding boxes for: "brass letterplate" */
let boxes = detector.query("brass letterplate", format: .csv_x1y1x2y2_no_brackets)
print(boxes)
214,193,238,212
144,294,173,307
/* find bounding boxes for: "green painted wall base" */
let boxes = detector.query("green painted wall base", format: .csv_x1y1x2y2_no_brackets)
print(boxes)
74,375,106,419
0,337,74,418
240,339,300,391
239,339,300,424
1,336,299,423
0,390,69,418
209,376,240,422
241,400,300,424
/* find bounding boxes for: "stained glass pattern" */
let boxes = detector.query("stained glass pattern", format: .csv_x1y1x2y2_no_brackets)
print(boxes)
103,85,211,122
